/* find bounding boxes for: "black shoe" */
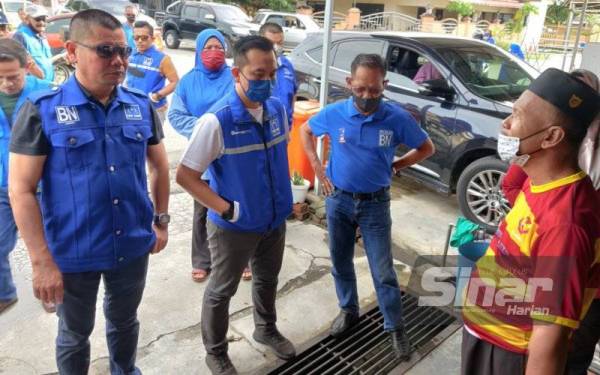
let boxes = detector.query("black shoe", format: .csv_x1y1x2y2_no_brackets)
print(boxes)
205,353,238,375
330,310,359,338
390,328,411,361
0,297,17,314
253,326,296,360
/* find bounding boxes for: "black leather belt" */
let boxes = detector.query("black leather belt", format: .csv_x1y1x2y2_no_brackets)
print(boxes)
336,186,390,200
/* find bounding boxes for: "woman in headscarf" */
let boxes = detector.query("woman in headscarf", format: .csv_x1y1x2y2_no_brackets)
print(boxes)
169,29,252,282
564,68,600,375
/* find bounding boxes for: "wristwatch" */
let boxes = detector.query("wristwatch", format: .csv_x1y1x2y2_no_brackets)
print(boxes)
220,199,235,221
153,213,170,227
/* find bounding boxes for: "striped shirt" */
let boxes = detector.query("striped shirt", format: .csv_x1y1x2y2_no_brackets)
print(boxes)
462,167,600,353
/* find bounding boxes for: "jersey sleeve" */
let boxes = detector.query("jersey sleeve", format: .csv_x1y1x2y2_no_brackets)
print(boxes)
529,224,596,329
307,106,329,137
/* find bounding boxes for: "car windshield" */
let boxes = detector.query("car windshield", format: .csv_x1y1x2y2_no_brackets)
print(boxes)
93,1,133,15
435,45,537,102
252,13,266,24
4,2,27,11
213,5,250,22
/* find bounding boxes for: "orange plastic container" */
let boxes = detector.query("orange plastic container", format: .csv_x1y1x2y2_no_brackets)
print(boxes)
288,101,329,187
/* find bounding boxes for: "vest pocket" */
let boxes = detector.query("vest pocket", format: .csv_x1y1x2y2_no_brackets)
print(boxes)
49,129,96,170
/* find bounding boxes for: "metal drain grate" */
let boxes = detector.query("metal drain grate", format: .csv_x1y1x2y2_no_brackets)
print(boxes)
267,292,458,375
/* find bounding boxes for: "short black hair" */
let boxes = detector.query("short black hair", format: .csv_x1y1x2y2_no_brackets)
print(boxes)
350,54,387,77
0,39,28,67
259,22,283,35
70,9,122,43
233,35,274,68
134,20,153,35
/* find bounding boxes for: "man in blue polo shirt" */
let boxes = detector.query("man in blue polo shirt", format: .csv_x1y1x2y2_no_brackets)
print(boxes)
259,22,297,128
8,10,170,374
300,53,435,361
12,4,53,82
176,35,295,375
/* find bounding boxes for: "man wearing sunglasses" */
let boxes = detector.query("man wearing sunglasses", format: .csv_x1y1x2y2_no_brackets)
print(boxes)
125,20,178,122
8,9,169,374
12,5,53,82
300,53,435,361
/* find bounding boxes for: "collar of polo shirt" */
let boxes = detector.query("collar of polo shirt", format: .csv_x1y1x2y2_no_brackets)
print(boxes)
346,96,387,120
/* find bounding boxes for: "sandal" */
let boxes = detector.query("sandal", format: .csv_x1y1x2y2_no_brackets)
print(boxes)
242,266,252,281
192,268,210,283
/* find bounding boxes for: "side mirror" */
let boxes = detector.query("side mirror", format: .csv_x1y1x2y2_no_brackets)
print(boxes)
205,13,215,21
419,79,454,99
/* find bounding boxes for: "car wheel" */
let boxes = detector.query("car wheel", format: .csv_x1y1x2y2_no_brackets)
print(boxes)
164,30,180,49
457,156,510,233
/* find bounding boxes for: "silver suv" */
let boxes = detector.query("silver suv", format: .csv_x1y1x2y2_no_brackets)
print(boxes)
250,11,320,51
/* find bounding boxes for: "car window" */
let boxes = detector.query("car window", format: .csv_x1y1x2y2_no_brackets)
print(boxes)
182,5,199,19
284,16,303,29
265,15,284,26
78,0,90,10
197,7,212,20
253,13,266,24
386,46,443,92
212,5,250,22
435,46,533,102
307,46,322,62
166,1,180,14
332,40,384,72
46,17,71,34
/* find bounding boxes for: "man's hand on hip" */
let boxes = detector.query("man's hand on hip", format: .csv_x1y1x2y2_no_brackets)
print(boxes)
314,164,334,196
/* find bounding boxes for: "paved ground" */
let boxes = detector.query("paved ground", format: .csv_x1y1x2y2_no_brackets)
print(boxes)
0,45,583,374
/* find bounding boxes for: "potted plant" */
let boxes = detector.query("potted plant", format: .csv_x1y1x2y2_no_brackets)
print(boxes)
291,171,310,203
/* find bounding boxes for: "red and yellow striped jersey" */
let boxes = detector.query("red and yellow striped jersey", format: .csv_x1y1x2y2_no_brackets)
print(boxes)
462,168,600,354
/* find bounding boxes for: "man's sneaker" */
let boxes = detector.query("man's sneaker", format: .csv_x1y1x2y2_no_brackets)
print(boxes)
390,327,411,361
330,310,359,338
205,353,238,375
0,297,17,314
253,325,296,360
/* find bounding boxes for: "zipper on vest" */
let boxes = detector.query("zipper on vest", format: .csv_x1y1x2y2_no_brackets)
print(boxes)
256,120,277,230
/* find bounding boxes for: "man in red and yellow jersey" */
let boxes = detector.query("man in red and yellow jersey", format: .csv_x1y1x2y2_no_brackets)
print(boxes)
461,68,600,375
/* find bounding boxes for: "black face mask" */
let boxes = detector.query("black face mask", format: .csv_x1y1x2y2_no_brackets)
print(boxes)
353,94,382,114
126,15,136,23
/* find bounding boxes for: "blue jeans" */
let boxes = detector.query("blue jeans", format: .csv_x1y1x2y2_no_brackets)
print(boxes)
326,188,404,331
56,254,149,375
0,187,17,301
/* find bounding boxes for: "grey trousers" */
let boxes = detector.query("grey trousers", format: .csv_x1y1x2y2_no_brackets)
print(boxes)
201,220,286,355
192,199,211,270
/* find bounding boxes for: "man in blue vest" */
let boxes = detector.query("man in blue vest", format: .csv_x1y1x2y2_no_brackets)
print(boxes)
176,35,295,375
0,39,50,315
300,54,435,361
8,9,170,374
126,20,179,122
258,22,297,128
12,4,53,82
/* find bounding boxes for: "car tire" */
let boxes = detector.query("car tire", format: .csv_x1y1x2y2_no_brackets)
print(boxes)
456,156,509,233
164,30,180,49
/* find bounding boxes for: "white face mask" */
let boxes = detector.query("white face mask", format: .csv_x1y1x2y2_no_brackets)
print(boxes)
497,126,552,167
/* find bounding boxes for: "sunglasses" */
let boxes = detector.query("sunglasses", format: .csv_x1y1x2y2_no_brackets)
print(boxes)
133,35,151,42
76,42,132,59
33,16,47,22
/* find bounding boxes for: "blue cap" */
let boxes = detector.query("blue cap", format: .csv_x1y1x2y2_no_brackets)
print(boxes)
0,11,8,25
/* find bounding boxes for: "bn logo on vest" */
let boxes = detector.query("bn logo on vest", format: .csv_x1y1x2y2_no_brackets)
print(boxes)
124,105,143,120
55,106,79,124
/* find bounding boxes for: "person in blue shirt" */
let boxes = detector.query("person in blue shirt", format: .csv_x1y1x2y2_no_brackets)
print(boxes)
8,10,170,374
258,22,297,128
168,29,244,283
12,4,53,82
0,39,51,315
123,5,137,53
126,20,179,122
300,53,435,361
176,35,296,375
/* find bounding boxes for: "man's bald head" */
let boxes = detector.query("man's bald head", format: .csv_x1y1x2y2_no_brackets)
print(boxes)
69,9,122,43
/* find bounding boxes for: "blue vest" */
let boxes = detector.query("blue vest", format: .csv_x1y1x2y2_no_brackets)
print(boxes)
273,56,297,126
126,46,167,108
0,75,50,187
207,91,293,233
18,26,53,82
30,76,156,273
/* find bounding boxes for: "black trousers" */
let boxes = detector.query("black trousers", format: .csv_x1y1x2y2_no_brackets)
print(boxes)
461,328,526,375
565,299,600,375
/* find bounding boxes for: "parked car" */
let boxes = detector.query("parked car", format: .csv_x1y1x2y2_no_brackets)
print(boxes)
46,12,72,55
249,11,320,51
1,0,34,28
159,1,252,50
290,31,539,231
63,0,162,32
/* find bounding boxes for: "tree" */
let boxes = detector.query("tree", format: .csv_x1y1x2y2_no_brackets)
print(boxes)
226,0,295,14
546,0,570,24
446,0,474,18
506,2,538,34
